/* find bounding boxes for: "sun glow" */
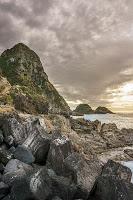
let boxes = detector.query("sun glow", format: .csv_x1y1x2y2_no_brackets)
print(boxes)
106,81,133,113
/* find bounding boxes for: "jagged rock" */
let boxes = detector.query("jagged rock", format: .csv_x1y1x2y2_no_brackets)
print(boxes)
124,149,133,158
2,195,12,200
0,182,10,199
0,148,13,165
23,118,51,165
30,167,77,200
0,130,4,145
64,153,102,199
13,145,35,164
1,113,51,164
0,43,70,115
1,113,26,145
5,136,14,146
3,159,33,185
0,163,4,173
10,177,35,200
89,160,133,200
101,160,132,182
73,104,94,115
47,135,73,174
95,106,113,114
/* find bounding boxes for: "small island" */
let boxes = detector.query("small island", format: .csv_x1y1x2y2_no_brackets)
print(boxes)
73,104,94,115
95,106,114,114
72,104,113,115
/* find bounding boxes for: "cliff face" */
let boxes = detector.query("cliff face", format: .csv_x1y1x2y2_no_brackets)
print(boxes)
0,43,70,114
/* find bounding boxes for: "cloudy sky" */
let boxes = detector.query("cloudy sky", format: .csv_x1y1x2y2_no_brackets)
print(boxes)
0,0,133,112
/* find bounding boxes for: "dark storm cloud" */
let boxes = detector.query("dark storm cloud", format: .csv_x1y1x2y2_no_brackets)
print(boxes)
0,0,133,111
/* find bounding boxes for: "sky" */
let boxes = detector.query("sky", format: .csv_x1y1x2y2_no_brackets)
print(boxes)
0,0,133,112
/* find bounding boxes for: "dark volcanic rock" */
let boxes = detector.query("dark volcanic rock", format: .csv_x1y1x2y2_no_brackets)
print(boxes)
0,113,51,165
3,159,33,185
0,130,4,145
64,153,102,199
47,135,73,174
101,160,132,182
0,148,13,165
13,145,35,164
30,167,76,200
10,177,36,200
23,118,51,165
89,160,133,200
0,182,10,199
0,163,4,173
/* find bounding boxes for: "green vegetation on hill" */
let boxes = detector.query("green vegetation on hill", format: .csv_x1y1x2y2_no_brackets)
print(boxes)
0,43,70,114
73,104,94,115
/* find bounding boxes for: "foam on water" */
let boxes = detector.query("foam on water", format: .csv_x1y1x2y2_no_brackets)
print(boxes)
84,113,133,129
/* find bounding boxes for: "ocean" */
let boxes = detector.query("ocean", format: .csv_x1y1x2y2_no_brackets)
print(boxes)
75,113,133,129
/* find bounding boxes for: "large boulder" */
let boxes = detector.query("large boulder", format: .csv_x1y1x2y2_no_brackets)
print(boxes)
30,167,76,200
23,118,51,164
89,160,133,200
47,135,73,174
13,145,35,164
3,159,33,185
64,153,102,199
0,113,26,145
10,177,36,200
0,114,51,165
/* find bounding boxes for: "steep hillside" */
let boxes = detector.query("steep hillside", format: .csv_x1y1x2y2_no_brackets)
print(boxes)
0,43,70,114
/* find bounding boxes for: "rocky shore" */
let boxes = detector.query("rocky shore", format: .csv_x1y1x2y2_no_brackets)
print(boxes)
0,43,133,200
0,111,132,199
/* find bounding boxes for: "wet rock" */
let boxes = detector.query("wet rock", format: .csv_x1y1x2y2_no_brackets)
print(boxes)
13,145,35,164
47,135,73,174
64,153,102,199
0,182,10,199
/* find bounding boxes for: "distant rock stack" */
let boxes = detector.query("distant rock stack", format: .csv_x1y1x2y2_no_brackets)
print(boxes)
73,104,94,115
0,43,70,115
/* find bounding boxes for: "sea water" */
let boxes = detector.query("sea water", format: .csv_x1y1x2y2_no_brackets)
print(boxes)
84,113,133,129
